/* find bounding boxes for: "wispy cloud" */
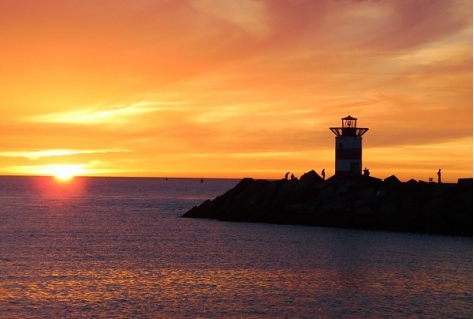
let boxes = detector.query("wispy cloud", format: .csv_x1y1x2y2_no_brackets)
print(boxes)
29,102,188,124
0,149,130,160
190,0,270,37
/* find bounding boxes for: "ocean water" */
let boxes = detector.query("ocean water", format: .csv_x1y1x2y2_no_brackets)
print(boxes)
0,176,471,318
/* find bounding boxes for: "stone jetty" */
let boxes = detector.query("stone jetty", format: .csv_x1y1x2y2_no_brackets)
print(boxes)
183,171,473,237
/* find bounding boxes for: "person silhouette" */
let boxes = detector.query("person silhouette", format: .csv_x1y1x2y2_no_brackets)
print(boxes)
437,169,441,183
321,169,325,180
363,167,370,176
285,172,290,180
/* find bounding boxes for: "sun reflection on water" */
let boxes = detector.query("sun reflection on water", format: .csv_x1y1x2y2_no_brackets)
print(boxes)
1,264,470,318
32,176,87,199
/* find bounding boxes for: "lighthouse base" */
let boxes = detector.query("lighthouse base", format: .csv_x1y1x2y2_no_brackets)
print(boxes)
334,160,361,179
334,170,362,179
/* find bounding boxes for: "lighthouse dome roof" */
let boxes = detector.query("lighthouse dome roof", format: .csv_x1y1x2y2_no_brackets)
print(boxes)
342,115,357,120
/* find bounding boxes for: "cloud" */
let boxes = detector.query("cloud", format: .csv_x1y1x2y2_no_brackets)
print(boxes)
190,0,270,37
28,101,188,125
0,149,130,160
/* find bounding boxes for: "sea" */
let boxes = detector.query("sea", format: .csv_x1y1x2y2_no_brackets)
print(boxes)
0,176,471,318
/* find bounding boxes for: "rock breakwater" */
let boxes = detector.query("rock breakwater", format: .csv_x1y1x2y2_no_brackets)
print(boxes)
183,171,473,236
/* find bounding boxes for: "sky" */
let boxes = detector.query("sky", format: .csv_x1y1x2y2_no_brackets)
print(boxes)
0,0,472,182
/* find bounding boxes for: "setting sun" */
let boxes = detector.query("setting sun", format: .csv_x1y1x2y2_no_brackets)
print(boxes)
41,164,84,181
53,166,76,181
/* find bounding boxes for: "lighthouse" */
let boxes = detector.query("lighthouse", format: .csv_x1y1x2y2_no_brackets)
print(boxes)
329,115,369,178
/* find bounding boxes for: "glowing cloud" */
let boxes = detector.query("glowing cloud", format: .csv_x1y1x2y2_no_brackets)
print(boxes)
0,149,130,160
29,102,188,125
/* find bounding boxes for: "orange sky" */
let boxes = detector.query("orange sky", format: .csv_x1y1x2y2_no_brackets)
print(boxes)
0,0,472,182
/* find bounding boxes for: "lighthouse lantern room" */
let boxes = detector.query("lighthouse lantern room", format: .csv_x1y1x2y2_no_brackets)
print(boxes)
329,115,369,178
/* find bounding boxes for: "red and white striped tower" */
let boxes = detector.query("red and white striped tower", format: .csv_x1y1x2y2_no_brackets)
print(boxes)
329,115,369,178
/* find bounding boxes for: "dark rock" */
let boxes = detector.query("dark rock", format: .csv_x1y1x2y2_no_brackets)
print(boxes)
458,178,473,187
299,170,323,185
183,171,473,237
384,175,401,184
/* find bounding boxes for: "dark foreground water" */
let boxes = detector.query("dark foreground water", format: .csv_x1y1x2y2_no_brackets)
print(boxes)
0,176,471,318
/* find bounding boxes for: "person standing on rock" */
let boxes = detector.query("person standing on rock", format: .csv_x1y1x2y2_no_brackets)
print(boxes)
322,169,325,180
437,169,441,183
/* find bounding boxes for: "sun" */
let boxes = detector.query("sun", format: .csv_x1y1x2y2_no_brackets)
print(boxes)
49,164,84,181
54,167,75,181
